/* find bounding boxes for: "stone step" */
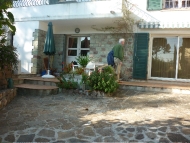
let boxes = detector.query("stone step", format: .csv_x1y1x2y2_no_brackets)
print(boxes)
12,73,39,78
15,84,58,96
13,78,24,85
21,77,59,86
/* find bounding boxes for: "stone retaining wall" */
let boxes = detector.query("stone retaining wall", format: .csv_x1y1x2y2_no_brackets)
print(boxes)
90,33,134,80
0,88,17,110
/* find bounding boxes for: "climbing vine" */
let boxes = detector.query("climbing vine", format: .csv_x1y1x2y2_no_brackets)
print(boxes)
91,0,139,33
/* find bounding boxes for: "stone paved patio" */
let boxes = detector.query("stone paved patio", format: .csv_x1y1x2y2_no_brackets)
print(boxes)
0,89,190,142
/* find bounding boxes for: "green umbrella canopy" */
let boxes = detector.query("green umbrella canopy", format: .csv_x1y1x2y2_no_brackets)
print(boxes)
43,22,56,55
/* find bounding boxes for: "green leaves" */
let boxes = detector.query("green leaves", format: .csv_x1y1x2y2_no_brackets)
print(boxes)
75,55,91,68
88,67,119,93
0,0,16,35
56,74,78,90
0,45,19,70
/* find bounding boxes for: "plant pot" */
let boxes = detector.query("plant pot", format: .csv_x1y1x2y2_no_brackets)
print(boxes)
7,78,14,89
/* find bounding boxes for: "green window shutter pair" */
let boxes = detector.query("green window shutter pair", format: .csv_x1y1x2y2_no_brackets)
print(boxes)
147,0,162,10
133,33,149,80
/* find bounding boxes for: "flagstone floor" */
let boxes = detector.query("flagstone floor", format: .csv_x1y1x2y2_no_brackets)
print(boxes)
0,89,190,142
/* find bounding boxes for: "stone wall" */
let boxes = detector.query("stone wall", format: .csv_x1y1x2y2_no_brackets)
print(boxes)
31,30,65,74
53,34,66,72
0,88,17,110
90,33,134,80
31,29,46,74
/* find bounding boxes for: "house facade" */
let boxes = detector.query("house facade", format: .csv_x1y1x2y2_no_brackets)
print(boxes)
9,0,190,82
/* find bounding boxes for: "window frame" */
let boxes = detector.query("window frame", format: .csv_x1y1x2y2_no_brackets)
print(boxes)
148,34,190,82
164,0,190,9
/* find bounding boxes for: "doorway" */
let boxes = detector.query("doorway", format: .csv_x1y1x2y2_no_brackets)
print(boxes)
66,36,90,64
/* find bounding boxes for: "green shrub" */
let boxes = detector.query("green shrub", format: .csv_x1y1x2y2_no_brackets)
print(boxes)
87,68,118,93
102,65,115,75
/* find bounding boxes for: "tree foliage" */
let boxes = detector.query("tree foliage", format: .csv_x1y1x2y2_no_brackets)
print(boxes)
0,0,16,47
0,0,18,70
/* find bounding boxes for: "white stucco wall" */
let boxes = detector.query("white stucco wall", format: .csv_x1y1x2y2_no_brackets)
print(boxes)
129,0,190,23
10,0,122,22
13,21,39,73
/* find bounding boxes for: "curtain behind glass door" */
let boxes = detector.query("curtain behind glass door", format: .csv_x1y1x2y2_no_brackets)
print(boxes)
151,37,177,78
178,38,190,79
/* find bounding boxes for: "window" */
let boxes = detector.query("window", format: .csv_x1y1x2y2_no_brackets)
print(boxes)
67,36,90,64
165,0,190,8
147,0,190,11
182,0,190,7
151,36,190,80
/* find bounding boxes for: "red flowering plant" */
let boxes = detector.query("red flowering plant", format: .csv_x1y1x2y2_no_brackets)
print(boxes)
56,62,78,90
62,62,73,74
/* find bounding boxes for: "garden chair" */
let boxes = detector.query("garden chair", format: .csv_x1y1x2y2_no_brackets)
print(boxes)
85,62,95,75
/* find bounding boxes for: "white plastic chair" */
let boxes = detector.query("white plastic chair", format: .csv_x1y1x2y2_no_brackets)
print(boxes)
85,62,95,75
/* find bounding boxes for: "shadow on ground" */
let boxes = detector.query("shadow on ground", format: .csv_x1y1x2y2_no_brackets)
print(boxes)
0,89,190,142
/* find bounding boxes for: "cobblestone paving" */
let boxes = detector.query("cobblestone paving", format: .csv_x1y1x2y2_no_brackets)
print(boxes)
0,89,190,142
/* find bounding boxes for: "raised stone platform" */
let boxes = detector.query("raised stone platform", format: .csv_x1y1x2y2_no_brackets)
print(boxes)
119,80,190,94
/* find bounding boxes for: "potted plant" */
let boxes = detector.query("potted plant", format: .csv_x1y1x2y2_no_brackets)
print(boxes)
75,55,91,68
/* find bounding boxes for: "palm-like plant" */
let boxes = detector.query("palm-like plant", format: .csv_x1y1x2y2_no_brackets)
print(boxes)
75,55,91,68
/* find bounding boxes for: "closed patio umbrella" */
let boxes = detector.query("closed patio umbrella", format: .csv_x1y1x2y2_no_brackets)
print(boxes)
42,22,56,78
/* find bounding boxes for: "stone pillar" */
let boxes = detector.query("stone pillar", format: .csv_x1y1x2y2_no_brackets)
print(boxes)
31,29,46,74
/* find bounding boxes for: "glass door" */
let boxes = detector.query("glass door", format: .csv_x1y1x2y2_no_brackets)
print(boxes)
67,36,90,64
178,38,190,79
151,36,190,80
151,37,177,78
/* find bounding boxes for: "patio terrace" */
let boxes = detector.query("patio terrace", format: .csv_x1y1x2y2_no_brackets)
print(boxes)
0,88,190,142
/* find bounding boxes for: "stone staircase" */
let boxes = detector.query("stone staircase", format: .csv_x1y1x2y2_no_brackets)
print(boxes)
13,74,59,96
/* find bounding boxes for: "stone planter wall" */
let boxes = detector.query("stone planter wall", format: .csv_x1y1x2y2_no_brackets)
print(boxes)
0,88,17,110
0,67,13,90
90,33,134,80
0,71,7,90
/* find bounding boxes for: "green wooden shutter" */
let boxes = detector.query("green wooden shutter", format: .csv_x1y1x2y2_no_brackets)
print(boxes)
147,0,162,10
133,33,149,80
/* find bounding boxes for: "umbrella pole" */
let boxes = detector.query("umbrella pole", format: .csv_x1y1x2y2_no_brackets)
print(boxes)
48,55,50,75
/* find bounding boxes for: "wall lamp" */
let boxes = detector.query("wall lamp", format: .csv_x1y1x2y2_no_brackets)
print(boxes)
110,11,115,14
